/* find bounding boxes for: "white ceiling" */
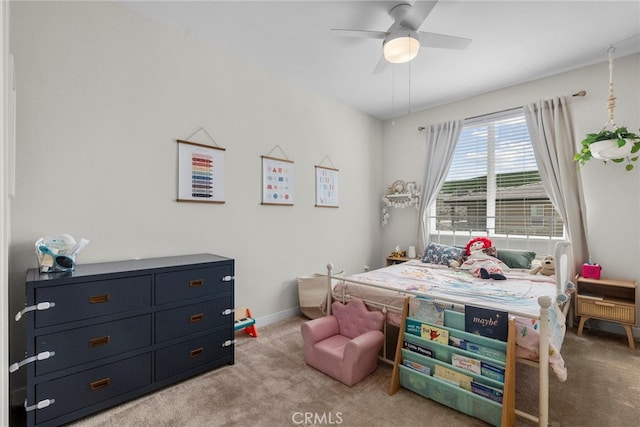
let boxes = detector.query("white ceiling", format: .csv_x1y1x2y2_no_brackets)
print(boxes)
121,0,640,121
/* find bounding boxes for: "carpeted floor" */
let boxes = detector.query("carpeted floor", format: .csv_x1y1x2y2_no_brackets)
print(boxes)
63,315,639,427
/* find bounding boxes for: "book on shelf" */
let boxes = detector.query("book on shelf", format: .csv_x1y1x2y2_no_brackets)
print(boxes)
405,319,449,344
470,381,503,404
402,359,431,375
449,336,506,362
464,305,508,342
403,340,435,358
466,342,506,362
451,353,481,375
420,324,449,344
480,361,505,382
434,364,473,391
408,297,454,326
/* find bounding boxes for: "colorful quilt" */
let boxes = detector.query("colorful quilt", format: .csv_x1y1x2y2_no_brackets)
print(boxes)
333,260,568,381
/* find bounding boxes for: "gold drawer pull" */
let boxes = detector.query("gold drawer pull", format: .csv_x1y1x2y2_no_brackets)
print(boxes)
90,377,111,391
189,279,204,288
90,336,110,348
190,313,204,323
190,347,204,358
89,294,110,304
595,301,615,308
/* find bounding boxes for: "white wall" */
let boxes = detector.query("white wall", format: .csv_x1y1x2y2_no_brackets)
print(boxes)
1,1,11,424
381,53,640,333
7,1,382,400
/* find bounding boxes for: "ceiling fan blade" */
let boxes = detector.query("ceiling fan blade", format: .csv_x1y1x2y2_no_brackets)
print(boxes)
400,1,439,30
330,29,387,40
418,31,472,50
373,55,389,74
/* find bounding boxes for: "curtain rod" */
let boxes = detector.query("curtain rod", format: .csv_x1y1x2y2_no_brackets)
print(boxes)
417,90,587,131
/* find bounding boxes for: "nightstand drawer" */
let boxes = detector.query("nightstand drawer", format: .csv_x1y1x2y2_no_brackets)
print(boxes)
34,353,152,425
35,315,152,375
34,275,152,328
576,297,635,324
155,329,232,381
155,264,233,305
155,297,233,343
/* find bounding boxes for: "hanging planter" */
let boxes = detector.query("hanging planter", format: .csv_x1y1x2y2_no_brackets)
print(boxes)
576,127,640,165
574,47,640,171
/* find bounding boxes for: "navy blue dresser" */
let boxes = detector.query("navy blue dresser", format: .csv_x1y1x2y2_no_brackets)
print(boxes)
22,254,235,426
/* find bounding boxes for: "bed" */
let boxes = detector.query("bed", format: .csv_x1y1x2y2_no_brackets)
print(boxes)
324,240,574,427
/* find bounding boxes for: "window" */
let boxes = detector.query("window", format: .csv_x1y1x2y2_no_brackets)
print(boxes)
431,109,564,238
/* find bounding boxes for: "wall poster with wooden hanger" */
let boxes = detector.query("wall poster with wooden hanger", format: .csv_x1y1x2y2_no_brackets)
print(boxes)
176,127,225,203
261,145,294,206
315,156,339,208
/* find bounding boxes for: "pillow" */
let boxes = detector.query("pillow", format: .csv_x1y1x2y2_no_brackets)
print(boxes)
421,243,466,266
496,249,536,269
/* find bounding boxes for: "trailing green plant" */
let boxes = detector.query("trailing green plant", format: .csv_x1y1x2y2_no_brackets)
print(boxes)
574,127,640,171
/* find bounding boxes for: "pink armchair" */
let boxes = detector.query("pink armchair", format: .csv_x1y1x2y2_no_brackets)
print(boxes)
301,298,385,386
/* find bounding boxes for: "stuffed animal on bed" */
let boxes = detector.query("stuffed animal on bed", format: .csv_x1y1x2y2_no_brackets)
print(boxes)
455,237,509,280
530,255,555,276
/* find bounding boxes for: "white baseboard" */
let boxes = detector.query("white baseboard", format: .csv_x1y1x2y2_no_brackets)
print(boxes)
254,307,301,327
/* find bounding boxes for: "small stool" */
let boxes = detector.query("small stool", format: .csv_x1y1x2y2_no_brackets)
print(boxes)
234,307,258,337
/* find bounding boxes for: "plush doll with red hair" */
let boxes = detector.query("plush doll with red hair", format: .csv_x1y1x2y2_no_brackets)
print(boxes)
456,237,509,280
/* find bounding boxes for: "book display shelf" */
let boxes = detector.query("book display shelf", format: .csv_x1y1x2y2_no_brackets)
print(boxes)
389,297,516,427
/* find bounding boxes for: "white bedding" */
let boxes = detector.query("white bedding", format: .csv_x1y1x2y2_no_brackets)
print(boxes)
332,260,568,381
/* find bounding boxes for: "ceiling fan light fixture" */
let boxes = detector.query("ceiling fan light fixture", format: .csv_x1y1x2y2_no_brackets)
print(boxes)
383,32,420,64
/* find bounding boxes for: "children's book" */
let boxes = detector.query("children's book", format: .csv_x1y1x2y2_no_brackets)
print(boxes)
465,342,506,362
480,361,505,382
420,324,449,344
464,305,508,341
402,359,431,375
451,353,481,375
434,365,473,391
409,297,454,326
403,340,435,358
471,381,504,403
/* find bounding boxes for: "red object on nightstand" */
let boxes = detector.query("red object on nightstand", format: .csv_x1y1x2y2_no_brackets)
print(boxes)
582,263,601,279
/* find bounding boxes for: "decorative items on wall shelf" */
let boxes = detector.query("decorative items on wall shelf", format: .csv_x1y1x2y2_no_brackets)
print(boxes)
382,180,420,226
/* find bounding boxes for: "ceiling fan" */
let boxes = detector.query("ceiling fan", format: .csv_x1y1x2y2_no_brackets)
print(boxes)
331,1,472,73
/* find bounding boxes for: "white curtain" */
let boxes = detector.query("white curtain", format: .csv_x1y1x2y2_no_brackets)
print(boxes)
416,120,463,256
524,96,589,274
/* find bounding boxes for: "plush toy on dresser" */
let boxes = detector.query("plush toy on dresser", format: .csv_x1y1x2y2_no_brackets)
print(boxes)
451,237,510,280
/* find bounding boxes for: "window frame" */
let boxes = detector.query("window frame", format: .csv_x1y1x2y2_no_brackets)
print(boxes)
427,108,565,243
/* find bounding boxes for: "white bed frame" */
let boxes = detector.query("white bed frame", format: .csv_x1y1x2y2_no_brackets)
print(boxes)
325,240,573,427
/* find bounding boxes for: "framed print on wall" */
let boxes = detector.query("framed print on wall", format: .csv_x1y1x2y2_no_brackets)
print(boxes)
315,165,339,208
177,139,225,203
262,155,294,206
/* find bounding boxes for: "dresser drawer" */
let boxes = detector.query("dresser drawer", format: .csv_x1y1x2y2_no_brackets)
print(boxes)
34,275,152,328
155,297,233,343
155,264,233,305
35,315,152,376
576,297,636,324
155,329,232,381
33,353,152,425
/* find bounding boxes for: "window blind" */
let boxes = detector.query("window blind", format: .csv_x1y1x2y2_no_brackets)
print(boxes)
434,109,563,237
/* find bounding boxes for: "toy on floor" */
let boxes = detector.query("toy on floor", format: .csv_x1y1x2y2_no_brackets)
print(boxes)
234,307,258,337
